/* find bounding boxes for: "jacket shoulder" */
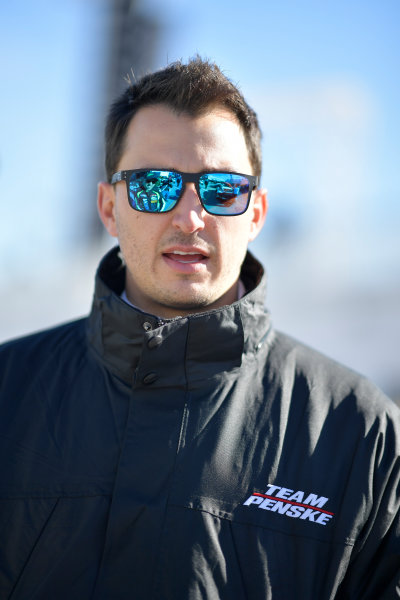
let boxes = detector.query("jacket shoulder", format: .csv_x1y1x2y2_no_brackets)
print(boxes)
268,329,399,420
0,318,88,377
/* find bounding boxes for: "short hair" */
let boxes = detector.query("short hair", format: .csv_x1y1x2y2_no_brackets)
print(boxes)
105,56,262,182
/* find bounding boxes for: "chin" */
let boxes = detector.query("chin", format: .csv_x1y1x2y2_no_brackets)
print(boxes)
156,290,218,313
163,298,212,311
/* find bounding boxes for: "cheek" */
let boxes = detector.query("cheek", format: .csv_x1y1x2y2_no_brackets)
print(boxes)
114,207,142,253
115,209,165,260
217,219,252,256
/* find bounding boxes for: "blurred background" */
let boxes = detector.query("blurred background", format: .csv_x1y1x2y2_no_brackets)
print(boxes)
0,0,399,403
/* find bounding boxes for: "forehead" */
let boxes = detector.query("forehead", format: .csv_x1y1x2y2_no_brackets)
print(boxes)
119,103,252,174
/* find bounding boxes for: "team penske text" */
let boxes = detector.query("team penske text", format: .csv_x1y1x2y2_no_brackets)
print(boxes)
243,483,335,526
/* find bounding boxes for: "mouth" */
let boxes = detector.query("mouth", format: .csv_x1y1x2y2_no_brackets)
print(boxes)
162,248,209,273
163,250,208,264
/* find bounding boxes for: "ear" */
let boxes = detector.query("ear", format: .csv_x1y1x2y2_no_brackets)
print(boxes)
248,187,268,242
97,181,118,237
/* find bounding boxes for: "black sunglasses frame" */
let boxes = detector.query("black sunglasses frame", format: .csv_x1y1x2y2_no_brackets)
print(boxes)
110,168,259,216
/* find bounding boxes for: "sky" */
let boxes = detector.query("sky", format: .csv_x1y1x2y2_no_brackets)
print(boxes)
0,0,399,395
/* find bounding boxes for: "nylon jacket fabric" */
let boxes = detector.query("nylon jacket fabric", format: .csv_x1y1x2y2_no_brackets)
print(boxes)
0,246,399,599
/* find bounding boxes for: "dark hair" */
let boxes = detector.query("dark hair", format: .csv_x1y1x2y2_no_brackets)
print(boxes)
105,56,262,181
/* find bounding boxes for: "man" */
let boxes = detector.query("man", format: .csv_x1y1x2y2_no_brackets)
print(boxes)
0,57,399,599
135,176,164,212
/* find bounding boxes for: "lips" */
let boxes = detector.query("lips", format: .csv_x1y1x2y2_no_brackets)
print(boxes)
161,247,210,272
163,251,207,263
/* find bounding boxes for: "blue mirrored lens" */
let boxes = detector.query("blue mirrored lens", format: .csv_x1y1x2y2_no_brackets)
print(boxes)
128,170,182,212
199,173,250,215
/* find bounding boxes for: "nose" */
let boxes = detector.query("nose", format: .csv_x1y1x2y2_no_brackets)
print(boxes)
170,183,206,233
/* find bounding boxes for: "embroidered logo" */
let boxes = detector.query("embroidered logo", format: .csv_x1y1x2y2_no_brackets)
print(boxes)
243,483,335,526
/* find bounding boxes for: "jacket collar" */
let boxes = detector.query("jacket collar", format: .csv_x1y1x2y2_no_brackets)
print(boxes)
87,246,271,384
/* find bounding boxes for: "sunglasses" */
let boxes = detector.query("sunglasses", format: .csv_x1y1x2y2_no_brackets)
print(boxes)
110,169,259,216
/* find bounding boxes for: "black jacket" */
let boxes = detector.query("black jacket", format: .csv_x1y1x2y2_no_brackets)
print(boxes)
0,247,399,599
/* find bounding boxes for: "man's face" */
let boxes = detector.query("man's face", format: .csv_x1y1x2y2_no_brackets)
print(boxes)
144,180,155,191
98,104,267,318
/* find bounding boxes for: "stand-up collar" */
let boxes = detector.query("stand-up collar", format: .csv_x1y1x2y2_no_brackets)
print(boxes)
87,246,271,385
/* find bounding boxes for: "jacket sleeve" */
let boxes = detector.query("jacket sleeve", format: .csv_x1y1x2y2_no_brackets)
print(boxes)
337,410,400,599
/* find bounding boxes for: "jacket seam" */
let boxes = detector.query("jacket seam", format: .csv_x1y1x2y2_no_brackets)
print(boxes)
151,321,191,598
169,502,356,547
8,497,60,599
0,492,111,499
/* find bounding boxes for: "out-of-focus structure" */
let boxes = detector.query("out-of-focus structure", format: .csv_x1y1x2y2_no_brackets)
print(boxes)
85,0,161,242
